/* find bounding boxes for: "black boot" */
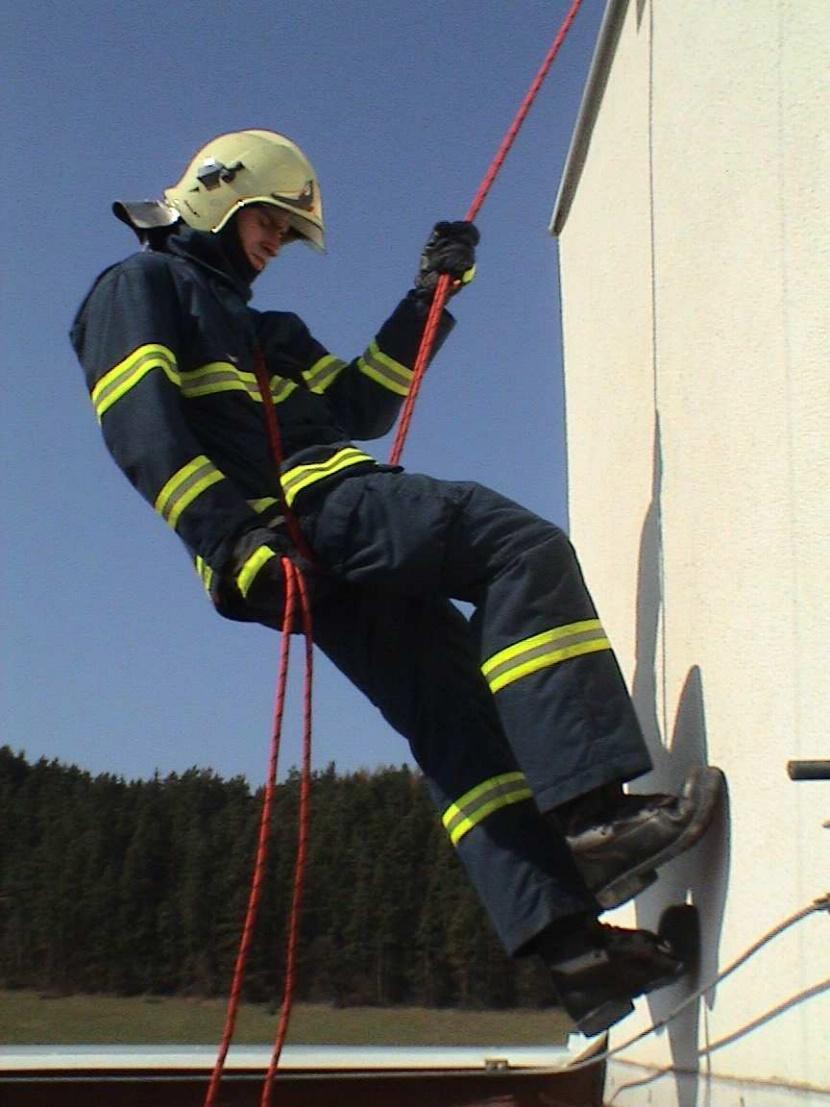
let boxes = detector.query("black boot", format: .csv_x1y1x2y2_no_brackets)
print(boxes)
557,766,725,910
539,919,686,1037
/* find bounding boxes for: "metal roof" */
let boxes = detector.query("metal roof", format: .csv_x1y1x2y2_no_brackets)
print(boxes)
0,1039,608,1107
0,1039,582,1072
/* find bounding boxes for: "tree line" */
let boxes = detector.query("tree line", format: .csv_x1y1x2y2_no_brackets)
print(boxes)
0,746,554,1009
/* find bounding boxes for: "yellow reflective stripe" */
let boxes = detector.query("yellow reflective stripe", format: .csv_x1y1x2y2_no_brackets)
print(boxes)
357,339,413,396
248,497,279,514
247,497,283,527
181,362,258,399
91,344,179,421
270,377,298,403
154,456,225,531
180,362,298,404
236,546,278,599
249,497,279,513
94,354,301,414
195,556,214,593
280,448,374,507
303,354,347,394
482,620,611,694
442,772,533,847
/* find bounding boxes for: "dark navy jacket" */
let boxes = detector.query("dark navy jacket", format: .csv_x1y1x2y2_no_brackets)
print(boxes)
70,226,452,612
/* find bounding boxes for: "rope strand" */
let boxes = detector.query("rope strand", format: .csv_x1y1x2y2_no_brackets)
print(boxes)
252,348,316,565
203,561,298,1107
260,564,315,1104
207,350,317,1104
389,0,584,464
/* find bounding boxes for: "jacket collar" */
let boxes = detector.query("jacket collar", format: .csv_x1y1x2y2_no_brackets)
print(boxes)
164,225,255,303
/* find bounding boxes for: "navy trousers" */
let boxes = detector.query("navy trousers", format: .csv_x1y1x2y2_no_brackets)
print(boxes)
284,470,652,956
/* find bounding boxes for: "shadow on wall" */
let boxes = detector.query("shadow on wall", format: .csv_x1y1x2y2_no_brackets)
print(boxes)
629,418,731,1107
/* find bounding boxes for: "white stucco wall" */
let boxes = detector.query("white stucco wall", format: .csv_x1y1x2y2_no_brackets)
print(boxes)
554,0,829,1101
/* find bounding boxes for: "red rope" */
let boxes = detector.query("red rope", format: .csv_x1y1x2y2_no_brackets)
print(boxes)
252,349,316,566
260,564,314,1105
205,352,316,1105
388,0,584,465
204,559,298,1107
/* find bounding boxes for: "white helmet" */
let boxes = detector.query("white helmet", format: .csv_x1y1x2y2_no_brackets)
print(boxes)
163,129,325,250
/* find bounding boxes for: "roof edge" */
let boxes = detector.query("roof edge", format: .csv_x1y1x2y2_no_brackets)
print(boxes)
0,1040,589,1074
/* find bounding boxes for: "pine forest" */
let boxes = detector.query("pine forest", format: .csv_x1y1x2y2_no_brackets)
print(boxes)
0,747,556,1010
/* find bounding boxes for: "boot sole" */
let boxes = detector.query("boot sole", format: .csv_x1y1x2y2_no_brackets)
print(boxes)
589,767,725,909
573,950,688,1036
576,996,635,1037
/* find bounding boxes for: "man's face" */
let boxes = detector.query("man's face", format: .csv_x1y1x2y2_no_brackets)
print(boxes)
235,205,293,272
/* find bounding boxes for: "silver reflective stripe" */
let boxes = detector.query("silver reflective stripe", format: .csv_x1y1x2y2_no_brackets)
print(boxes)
482,620,611,694
280,448,374,507
441,772,532,847
92,344,179,421
154,456,225,531
180,362,297,404
270,376,297,403
357,340,413,396
303,355,347,393
180,362,259,399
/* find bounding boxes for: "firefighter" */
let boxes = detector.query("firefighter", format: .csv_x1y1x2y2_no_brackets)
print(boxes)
71,130,723,1035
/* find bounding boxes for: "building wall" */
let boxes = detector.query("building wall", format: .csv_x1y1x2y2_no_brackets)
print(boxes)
554,0,829,1101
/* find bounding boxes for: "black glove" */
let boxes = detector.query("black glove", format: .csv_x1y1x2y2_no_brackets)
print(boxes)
227,526,296,616
242,546,292,615
414,221,479,297
228,525,329,627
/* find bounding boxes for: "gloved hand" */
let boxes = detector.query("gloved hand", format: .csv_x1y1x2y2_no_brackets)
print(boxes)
228,526,299,618
242,546,292,615
414,221,479,298
228,525,329,628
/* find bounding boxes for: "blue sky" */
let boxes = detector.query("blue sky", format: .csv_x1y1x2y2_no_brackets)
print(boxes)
4,0,604,784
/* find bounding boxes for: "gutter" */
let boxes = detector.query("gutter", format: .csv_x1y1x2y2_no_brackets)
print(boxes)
550,0,630,236
0,1040,608,1107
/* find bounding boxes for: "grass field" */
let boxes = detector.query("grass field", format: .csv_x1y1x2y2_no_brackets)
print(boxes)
0,991,572,1047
